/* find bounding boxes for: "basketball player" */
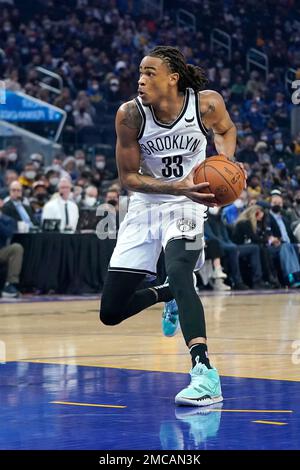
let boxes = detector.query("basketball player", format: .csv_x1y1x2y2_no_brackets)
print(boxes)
100,46,239,406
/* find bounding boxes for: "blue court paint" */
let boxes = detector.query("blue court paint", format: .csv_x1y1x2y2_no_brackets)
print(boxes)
0,362,299,450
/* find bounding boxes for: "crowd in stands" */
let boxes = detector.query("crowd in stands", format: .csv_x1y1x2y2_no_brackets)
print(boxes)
1,0,300,296
1,0,300,152
0,148,120,230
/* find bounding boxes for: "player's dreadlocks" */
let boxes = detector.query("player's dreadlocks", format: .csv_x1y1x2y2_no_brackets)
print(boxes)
148,46,209,92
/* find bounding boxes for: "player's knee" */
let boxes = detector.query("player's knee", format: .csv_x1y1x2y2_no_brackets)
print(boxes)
99,306,122,326
167,261,194,290
167,259,188,279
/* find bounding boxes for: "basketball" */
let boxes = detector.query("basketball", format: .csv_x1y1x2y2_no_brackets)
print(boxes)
194,155,245,206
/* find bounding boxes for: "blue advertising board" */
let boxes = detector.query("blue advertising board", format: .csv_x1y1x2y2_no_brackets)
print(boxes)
0,91,64,122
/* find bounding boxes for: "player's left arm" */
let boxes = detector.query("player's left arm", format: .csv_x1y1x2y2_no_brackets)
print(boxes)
199,90,247,183
199,90,237,160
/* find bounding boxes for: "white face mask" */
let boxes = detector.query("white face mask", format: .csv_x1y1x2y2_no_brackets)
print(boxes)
209,207,220,215
110,84,119,92
76,159,85,167
52,164,61,172
49,177,59,186
84,196,96,207
275,144,283,151
8,153,18,162
96,161,105,170
25,171,36,180
234,198,244,209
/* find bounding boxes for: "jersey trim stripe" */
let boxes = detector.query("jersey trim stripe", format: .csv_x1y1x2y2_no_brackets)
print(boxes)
149,88,190,129
108,266,157,276
134,98,146,140
195,91,209,136
167,235,197,243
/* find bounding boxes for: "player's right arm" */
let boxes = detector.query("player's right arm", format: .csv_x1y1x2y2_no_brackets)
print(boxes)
115,101,216,205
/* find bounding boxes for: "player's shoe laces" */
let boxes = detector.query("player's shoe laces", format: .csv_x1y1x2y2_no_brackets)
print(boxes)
175,357,223,407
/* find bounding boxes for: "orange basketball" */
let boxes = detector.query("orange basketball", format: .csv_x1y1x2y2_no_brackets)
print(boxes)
194,155,245,207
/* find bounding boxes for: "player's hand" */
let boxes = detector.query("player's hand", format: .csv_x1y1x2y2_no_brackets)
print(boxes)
218,155,248,189
186,185,218,206
174,167,217,207
235,161,247,188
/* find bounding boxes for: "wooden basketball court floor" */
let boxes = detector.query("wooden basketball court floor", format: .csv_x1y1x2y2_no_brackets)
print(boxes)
1,289,300,450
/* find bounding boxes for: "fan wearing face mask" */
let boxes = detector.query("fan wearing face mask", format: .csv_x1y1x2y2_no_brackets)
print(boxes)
268,193,294,244
267,191,300,287
222,189,248,225
29,153,44,172
31,181,49,224
105,77,122,104
18,163,37,193
6,149,23,174
92,155,115,189
79,185,98,210
288,191,300,242
77,185,99,232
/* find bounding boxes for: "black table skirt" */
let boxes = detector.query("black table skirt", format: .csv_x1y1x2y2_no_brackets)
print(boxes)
13,233,116,294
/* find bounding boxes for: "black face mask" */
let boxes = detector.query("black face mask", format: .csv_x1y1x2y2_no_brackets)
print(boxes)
271,205,282,214
106,199,117,207
295,199,300,205
36,193,47,202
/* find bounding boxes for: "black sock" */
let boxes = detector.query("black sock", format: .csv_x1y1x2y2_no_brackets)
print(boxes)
151,284,173,303
189,343,212,369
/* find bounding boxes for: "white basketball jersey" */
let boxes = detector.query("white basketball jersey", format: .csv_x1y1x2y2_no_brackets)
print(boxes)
131,87,208,203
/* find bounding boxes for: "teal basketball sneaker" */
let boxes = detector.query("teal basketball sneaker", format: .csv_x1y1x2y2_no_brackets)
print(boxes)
175,358,223,406
161,273,198,337
162,298,179,337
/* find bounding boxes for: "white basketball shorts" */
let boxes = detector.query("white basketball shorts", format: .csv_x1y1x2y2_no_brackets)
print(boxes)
109,199,207,276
